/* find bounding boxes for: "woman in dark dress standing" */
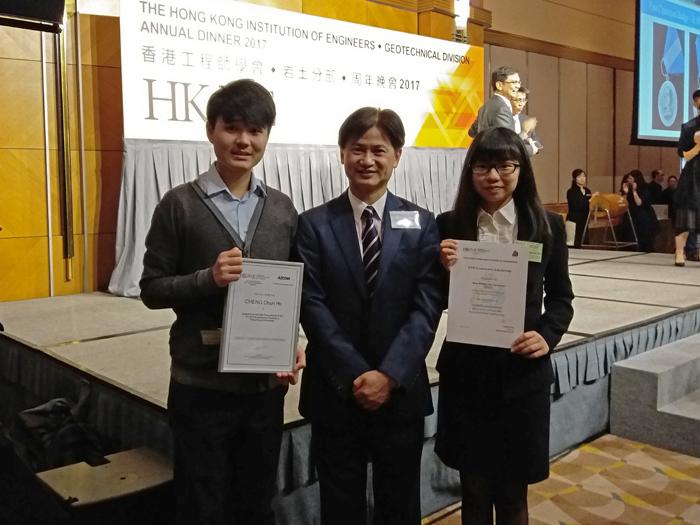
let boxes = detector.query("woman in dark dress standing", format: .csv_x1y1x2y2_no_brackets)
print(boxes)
673,90,700,266
436,128,574,525
619,170,659,252
566,168,595,248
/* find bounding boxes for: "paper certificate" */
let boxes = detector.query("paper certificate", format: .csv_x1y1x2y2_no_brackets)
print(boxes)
446,240,527,348
218,259,303,373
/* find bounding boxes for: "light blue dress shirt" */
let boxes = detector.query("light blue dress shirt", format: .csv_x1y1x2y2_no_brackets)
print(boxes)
197,163,266,242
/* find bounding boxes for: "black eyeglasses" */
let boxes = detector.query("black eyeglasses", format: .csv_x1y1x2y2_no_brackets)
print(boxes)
471,162,520,176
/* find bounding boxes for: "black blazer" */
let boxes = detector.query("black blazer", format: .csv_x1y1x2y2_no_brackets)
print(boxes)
435,210,574,402
566,186,592,223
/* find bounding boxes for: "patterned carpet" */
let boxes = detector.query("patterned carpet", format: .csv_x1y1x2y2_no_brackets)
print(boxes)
426,434,700,525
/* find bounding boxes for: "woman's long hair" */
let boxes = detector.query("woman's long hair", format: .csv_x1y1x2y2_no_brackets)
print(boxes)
452,127,550,242
619,171,645,193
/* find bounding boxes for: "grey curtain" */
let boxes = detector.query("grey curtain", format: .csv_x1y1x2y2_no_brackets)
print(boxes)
109,139,467,297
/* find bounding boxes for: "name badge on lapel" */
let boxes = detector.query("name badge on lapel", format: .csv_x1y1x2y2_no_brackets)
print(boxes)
515,241,543,263
390,211,421,229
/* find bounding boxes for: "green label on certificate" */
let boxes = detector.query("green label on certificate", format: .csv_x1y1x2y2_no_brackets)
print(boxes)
516,241,543,263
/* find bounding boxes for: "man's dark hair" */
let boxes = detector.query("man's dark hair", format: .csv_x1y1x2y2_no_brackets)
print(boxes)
651,169,663,180
206,79,276,129
517,86,530,96
693,89,700,101
668,175,678,182
491,65,518,90
338,107,405,150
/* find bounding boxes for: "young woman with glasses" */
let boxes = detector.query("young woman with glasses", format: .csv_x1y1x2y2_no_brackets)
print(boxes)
435,127,574,525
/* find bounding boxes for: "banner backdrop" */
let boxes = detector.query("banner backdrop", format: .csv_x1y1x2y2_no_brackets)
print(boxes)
120,0,483,147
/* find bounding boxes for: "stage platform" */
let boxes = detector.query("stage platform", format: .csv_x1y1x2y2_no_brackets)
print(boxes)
2,249,700,522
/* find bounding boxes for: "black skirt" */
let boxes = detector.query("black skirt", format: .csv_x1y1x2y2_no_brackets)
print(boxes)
435,370,551,484
674,162,700,234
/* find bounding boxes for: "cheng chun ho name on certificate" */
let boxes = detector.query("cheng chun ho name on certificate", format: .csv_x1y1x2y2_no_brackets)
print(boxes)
218,259,303,373
446,240,527,349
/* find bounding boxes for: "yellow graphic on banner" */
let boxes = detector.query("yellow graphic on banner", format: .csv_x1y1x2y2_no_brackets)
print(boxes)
413,46,484,149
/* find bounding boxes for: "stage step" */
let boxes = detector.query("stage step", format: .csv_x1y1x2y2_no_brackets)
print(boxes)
660,388,700,421
610,333,700,458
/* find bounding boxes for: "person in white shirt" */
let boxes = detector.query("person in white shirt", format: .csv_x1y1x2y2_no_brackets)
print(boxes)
435,127,574,525
511,87,541,156
468,66,522,137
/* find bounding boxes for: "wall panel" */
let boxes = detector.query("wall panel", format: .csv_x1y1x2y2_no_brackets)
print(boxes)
0,26,40,61
244,0,303,10
87,233,117,291
0,150,48,238
302,0,367,24
587,64,614,193
527,53,558,203
83,150,121,235
483,0,635,60
558,59,587,200
489,46,527,89
638,147,662,179
78,14,121,69
0,238,50,300
614,69,638,190
661,148,682,179
81,64,123,152
0,58,45,149
367,3,417,33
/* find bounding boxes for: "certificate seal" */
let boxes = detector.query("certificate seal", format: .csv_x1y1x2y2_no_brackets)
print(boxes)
657,80,677,127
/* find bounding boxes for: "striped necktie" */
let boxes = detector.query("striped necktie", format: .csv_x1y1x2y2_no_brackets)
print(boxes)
362,206,381,296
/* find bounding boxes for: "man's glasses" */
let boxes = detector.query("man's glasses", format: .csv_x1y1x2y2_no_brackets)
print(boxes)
471,162,520,176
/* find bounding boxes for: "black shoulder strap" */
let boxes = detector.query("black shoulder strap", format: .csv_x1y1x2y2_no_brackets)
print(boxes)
189,180,244,249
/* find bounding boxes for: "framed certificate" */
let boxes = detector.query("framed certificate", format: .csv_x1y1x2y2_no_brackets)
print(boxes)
218,259,303,373
446,240,527,348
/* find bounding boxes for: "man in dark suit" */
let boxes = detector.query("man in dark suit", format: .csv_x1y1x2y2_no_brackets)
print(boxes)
512,87,542,157
295,107,443,525
648,169,665,204
469,65,522,137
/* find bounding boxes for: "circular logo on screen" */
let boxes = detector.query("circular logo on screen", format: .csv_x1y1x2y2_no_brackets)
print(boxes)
657,80,678,127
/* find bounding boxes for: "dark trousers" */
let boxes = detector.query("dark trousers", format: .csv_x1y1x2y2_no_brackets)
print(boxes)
168,381,284,525
459,473,528,525
312,415,424,525
685,232,698,255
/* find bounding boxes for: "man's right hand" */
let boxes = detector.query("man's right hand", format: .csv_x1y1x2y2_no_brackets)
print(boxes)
212,247,243,287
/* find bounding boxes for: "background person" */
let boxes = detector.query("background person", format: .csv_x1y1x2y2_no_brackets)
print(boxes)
469,66,521,136
512,87,541,157
620,170,659,252
673,89,700,266
648,169,665,204
566,168,597,248
436,127,574,525
663,175,698,261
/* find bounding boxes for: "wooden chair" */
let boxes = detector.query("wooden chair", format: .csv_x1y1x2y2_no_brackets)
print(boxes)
581,193,638,250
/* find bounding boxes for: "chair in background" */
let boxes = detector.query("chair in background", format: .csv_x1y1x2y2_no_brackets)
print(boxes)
581,193,638,250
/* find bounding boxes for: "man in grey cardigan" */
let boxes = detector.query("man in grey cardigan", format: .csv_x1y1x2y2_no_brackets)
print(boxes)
140,79,303,525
